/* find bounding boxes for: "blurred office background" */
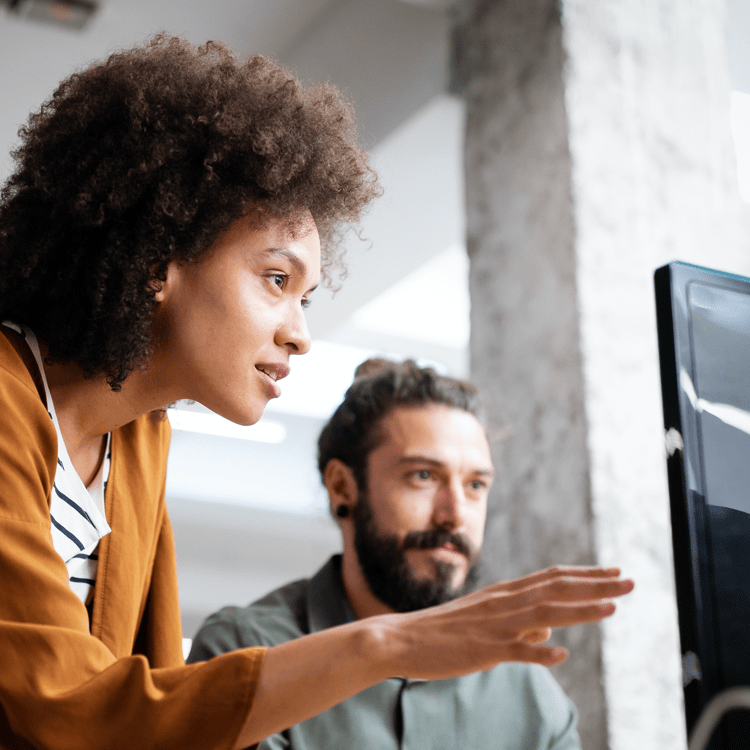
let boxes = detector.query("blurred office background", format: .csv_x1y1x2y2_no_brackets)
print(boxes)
2,1,750,747
0,0,468,635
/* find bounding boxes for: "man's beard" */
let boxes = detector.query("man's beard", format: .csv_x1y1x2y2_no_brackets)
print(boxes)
352,489,481,613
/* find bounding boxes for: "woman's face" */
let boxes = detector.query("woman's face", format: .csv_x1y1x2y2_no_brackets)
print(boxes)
152,213,321,425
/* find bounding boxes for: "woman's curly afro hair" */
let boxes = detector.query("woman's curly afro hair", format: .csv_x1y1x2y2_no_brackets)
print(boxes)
0,34,380,389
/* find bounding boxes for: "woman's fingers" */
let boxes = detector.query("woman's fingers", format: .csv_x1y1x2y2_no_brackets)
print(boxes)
519,575,634,604
439,573,632,634
386,567,634,681
470,601,615,651
515,599,617,631
520,627,552,644
496,641,570,667
481,595,620,646
494,565,626,594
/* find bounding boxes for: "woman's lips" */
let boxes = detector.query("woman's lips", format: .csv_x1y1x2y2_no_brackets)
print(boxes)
255,362,290,398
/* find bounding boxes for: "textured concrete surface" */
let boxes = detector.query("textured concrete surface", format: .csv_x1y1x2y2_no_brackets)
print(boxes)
563,1,749,748
455,0,750,747
454,2,606,747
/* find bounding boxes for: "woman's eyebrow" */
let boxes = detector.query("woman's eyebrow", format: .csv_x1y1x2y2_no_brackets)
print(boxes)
266,247,306,275
265,247,319,293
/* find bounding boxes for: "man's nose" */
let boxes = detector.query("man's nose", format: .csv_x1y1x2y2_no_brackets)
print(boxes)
432,478,467,530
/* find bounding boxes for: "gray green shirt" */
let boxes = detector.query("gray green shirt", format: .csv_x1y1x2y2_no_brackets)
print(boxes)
189,556,581,750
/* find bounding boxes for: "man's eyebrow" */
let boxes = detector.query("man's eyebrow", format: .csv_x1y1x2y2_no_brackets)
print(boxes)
266,247,319,292
397,455,495,477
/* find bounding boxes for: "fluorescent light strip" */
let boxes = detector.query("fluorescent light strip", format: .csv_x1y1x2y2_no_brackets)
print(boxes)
168,409,287,444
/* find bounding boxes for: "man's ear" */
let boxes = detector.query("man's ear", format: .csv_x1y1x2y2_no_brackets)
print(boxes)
324,459,358,519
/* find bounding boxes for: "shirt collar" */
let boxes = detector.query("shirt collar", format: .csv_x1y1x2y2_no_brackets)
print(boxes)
306,554,354,633
305,555,423,684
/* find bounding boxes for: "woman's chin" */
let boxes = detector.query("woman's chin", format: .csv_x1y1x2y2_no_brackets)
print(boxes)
226,406,266,427
194,397,267,428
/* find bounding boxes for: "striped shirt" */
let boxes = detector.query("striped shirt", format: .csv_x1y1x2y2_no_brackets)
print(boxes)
2,322,111,605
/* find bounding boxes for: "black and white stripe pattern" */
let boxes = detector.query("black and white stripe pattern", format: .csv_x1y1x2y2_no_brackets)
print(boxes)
2,322,111,604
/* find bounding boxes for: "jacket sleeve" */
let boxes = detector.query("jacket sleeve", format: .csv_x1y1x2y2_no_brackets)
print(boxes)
0,352,266,750
190,609,294,750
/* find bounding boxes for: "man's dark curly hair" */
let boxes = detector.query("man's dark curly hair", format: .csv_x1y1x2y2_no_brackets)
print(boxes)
0,34,380,389
317,358,485,499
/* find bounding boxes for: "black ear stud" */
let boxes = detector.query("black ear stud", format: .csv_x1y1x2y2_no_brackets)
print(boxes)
335,505,350,519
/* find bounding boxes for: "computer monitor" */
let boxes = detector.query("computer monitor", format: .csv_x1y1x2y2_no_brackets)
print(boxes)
655,261,750,749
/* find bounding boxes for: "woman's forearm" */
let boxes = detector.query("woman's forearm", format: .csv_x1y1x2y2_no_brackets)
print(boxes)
233,565,634,748
234,618,393,747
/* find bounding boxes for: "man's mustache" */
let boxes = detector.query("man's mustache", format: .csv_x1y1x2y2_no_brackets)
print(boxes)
401,528,477,559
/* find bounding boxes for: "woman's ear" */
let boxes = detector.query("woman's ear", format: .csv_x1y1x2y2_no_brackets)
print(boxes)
149,277,165,302
149,262,177,303
324,459,358,520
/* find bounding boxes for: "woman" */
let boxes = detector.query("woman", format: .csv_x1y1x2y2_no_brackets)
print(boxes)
0,34,633,750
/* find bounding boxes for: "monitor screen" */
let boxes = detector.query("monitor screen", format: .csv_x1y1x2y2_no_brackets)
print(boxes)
655,262,750,749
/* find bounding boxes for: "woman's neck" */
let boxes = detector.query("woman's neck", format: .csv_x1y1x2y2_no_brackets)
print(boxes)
40,345,172,485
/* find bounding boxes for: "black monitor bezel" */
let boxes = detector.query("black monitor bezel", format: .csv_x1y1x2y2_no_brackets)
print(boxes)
654,260,750,738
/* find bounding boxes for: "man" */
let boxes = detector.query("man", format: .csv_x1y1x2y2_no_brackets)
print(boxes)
189,358,581,749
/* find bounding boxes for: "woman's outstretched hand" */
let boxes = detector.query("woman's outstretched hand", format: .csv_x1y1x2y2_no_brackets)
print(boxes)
377,565,634,680
241,564,633,747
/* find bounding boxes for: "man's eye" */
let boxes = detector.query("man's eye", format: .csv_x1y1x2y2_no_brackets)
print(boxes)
414,470,432,480
470,480,487,491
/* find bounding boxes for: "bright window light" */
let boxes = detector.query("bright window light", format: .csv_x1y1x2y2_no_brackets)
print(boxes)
167,409,286,444
267,340,383,419
350,244,470,348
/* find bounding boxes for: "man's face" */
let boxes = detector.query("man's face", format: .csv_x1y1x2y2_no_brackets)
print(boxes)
353,404,494,612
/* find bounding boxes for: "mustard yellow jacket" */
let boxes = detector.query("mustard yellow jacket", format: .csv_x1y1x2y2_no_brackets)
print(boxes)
0,334,265,749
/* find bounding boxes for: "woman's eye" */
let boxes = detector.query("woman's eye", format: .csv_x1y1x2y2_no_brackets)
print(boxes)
301,297,312,309
270,273,287,289
414,470,432,480
470,480,487,491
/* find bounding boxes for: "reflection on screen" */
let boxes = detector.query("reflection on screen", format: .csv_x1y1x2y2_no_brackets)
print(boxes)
688,281,750,736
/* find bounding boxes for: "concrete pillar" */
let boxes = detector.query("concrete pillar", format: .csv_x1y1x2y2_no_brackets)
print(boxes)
453,2,606,746
453,0,749,748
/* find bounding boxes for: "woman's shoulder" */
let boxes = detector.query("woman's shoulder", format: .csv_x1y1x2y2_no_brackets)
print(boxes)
0,331,57,524
0,331,53,441
0,327,46,404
